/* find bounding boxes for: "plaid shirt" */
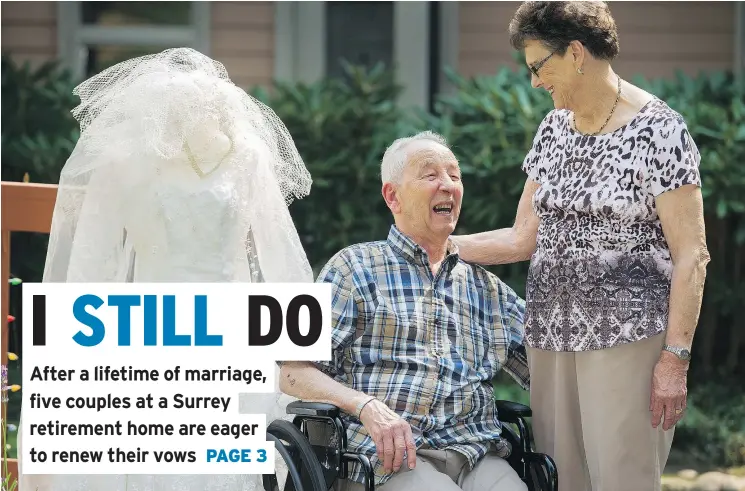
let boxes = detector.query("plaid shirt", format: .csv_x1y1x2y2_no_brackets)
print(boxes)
313,225,530,486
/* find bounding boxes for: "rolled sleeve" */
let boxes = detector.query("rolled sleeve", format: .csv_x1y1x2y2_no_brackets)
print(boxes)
312,260,359,380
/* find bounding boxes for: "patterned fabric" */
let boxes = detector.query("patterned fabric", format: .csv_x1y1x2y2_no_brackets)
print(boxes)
314,225,529,486
522,97,701,352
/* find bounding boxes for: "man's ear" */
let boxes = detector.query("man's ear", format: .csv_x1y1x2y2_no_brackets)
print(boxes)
382,182,401,213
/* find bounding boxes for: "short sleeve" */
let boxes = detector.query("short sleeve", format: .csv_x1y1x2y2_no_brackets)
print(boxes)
493,279,530,390
521,110,559,184
644,118,702,197
311,257,359,379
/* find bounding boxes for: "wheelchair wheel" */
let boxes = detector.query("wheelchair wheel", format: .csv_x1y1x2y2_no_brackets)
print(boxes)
262,419,328,491
525,453,558,491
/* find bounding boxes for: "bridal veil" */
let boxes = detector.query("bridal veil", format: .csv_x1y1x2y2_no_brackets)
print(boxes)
19,47,312,491
42,47,314,285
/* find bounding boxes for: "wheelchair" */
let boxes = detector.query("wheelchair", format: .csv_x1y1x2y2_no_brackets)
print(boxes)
262,399,558,491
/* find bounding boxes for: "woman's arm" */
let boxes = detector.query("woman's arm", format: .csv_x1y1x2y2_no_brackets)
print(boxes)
452,179,541,265
650,183,710,431
656,183,710,358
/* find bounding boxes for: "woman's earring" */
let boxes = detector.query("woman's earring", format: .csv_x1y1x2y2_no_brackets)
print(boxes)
577,67,584,75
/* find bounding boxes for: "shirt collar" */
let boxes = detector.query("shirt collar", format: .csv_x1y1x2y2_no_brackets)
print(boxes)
387,225,460,273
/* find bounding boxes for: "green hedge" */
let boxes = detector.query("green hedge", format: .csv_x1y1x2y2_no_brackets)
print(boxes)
251,63,413,262
1,56,79,288
3,56,744,466
3,55,744,377
258,65,745,368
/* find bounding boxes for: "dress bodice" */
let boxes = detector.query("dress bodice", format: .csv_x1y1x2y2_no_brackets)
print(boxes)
123,163,254,282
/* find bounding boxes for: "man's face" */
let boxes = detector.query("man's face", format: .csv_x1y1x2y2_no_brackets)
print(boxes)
384,140,463,241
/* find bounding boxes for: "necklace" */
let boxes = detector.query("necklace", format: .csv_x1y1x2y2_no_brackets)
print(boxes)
573,76,622,136
184,136,235,178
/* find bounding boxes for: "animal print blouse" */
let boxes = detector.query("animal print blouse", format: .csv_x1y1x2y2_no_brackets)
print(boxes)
521,98,701,352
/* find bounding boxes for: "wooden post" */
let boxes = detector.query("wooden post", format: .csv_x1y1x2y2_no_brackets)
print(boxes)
1,182,58,487
2,228,10,482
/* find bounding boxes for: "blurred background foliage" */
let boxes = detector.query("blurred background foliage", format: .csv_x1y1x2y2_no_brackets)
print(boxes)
2,54,743,469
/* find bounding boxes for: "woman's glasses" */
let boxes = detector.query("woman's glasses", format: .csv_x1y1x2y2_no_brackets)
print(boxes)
529,51,557,77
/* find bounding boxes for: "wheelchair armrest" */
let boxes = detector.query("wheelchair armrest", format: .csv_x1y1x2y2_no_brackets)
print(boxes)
495,400,532,422
286,400,341,419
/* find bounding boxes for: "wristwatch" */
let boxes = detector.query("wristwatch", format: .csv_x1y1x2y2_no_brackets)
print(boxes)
663,344,692,361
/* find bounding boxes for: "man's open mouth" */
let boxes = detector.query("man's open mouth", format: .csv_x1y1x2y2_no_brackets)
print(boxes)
433,203,453,215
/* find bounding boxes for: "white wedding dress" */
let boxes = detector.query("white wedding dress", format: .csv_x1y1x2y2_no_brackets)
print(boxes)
18,48,309,491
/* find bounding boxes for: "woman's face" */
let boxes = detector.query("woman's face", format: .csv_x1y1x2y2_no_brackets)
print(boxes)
524,39,577,110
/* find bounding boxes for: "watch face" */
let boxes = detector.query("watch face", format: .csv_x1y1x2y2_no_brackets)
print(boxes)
680,349,691,360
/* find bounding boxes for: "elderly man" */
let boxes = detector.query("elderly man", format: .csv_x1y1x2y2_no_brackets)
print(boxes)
279,131,529,491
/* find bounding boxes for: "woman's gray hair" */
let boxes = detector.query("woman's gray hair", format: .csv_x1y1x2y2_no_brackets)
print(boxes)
509,1,620,61
381,131,449,184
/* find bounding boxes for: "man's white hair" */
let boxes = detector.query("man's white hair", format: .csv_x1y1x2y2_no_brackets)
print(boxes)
381,130,449,184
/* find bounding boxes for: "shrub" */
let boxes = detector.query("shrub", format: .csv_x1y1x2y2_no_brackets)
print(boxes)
409,65,554,292
2,56,743,468
631,71,745,377
1,55,79,183
673,381,745,467
253,62,414,271
1,56,79,292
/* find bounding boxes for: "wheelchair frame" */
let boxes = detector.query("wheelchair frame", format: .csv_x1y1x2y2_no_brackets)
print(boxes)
264,399,558,491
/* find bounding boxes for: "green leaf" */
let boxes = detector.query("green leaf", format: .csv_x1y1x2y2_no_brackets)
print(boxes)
736,227,745,246
4,59,744,399
716,200,728,218
735,124,745,141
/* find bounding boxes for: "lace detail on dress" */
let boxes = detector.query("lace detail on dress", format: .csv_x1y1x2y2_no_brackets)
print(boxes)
21,47,312,491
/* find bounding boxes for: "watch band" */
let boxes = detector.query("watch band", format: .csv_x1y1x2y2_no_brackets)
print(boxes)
663,344,692,361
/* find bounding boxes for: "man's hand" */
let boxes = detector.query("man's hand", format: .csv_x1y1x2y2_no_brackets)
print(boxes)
278,362,417,471
358,398,417,473
650,352,689,431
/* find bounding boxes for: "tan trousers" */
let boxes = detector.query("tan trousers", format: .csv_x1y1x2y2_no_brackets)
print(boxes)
527,333,675,491
337,447,527,491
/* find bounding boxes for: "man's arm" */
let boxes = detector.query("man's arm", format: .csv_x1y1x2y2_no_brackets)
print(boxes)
279,264,365,411
494,279,530,390
279,361,369,416
279,361,416,474
452,179,540,265
279,261,417,473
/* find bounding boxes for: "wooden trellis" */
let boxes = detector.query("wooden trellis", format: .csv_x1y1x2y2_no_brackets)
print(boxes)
2,181,58,485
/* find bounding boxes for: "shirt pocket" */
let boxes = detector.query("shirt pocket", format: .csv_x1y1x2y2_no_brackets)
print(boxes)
355,296,428,363
443,297,487,372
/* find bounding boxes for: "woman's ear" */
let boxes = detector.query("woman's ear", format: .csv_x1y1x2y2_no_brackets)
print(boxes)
569,40,585,69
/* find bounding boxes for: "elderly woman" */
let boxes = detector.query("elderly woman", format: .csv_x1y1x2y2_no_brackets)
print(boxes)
452,2,710,490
